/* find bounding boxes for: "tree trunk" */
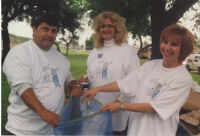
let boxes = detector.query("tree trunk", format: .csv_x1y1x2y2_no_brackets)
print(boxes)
54,42,61,52
137,35,143,58
150,0,198,60
150,0,165,60
2,21,10,65
66,44,69,56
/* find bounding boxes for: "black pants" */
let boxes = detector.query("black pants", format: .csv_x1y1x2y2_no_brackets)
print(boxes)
113,126,128,136
114,131,127,136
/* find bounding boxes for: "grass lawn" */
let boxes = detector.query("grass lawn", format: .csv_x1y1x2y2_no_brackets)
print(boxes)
190,72,200,84
1,51,200,134
1,71,10,135
66,50,89,80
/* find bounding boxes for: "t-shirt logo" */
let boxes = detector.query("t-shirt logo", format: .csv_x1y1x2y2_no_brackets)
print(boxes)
151,83,162,99
51,68,60,87
152,90,160,99
98,54,103,59
146,79,163,100
102,62,109,79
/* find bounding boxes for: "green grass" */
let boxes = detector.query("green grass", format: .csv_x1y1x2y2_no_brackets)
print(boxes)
66,50,89,80
190,72,200,85
10,34,31,43
1,52,200,135
1,72,10,134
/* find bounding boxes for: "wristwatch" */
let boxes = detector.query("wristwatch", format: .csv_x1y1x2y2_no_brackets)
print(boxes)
120,102,125,111
74,83,81,87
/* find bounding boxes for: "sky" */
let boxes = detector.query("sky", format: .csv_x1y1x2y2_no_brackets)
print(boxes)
8,16,94,46
8,3,200,47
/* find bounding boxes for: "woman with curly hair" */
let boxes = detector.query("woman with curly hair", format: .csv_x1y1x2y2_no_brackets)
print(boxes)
82,11,140,135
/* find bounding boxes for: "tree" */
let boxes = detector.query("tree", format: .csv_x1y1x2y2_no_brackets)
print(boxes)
60,33,79,56
150,0,198,59
58,2,88,55
1,0,62,64
54,42,61,52
85,37,94,50
87,0,151,57
1,0,86,64
86,0,198,59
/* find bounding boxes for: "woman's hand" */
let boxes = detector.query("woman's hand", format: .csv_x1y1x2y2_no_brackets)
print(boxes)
98,101,121,113
81,87,99,104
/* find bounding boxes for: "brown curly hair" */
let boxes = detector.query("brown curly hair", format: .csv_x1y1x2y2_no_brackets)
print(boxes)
92,11,128,48
160,24,194,63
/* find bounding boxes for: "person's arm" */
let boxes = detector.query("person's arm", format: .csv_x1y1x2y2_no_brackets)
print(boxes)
98,101,155,113
123,103,155,112
21,88,61,128
68,80,83,97
81,82,119,104
68,80,79,89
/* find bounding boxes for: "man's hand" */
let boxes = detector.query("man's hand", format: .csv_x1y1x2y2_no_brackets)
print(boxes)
81,87,99,104
21,88,61,128
71,87,83,97
98,101,121,113
80,75,89,83
38,109,61,128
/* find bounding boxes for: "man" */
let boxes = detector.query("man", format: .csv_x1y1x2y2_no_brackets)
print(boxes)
3,13,82,135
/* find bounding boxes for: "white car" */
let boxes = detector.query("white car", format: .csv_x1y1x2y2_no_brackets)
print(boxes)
183,54,200,73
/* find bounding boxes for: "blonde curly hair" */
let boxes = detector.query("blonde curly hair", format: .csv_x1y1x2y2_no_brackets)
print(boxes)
92,11,128,48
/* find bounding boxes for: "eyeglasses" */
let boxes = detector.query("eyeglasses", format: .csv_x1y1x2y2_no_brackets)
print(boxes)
100,24,114,28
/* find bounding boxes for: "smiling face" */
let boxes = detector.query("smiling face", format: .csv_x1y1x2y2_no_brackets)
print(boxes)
160,35,182,68
100,18,116,41
33,22,58,50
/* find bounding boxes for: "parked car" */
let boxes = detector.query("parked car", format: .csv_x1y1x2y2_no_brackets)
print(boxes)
183,54,200,73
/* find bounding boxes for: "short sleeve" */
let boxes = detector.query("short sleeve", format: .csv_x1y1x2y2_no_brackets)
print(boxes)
13,83,32,96
117,68,142,97
3,47,33,95
191,81,200,93
150,79,193,120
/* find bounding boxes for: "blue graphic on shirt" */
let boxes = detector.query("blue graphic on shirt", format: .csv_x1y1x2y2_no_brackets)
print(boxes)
51,68,60,87
102,63,109,79
152,90,160,99
151,83,162,99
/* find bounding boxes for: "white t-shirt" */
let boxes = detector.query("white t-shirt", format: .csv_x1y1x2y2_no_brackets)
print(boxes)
3,40,74,135
192,81,200,93
87,39,140,131
118,59,193,136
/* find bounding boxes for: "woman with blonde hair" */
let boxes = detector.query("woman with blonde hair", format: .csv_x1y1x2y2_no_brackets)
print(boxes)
80,11,140,135
92,11,128,48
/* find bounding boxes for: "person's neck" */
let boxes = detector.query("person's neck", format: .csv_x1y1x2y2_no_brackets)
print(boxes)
33,39,51,51
162,59,181,68
104,38,115,47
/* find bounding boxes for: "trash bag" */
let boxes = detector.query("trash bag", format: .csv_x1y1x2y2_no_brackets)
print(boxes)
54,97,113,135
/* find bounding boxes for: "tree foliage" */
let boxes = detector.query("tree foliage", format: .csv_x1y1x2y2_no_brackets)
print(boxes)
87,0,151,52
85,37,94,50
86,0,198,59
1,0,86,64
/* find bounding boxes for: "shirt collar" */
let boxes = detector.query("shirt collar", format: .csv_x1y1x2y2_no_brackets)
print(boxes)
104,38,115,48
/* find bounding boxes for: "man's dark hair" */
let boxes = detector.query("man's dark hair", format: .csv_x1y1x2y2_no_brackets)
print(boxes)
33,13,59,29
